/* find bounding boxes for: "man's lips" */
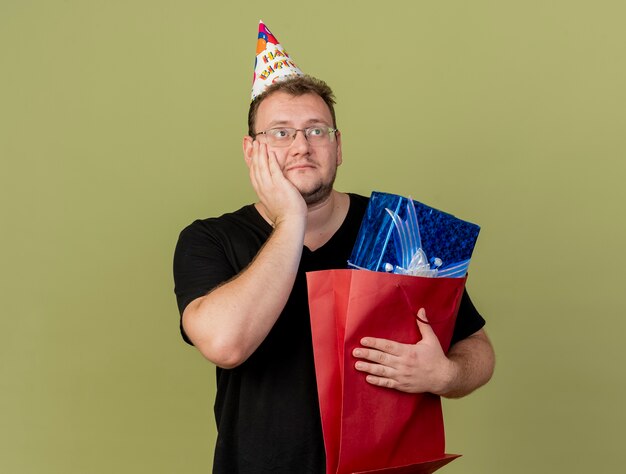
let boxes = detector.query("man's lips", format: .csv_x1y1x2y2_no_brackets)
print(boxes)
285,163,316,172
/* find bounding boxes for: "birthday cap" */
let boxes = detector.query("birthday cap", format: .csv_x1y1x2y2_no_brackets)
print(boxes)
251,20,303,100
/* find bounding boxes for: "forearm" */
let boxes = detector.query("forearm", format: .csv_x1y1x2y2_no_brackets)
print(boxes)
182,218,305,368
438,329,495,399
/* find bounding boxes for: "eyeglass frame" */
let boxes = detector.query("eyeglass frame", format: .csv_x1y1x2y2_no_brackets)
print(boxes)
253,125,339,147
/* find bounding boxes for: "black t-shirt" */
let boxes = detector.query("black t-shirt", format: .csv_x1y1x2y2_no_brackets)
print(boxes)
173,193,485,474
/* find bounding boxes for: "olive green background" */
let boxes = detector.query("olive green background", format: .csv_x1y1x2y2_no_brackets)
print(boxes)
2,1,624,473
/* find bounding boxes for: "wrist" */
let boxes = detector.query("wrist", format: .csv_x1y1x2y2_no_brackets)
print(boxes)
272,215,306,241
256,202,307,230
433,358,460,397
273,211,307,229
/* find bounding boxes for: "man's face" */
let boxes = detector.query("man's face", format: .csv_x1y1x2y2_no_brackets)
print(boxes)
244,91,342,205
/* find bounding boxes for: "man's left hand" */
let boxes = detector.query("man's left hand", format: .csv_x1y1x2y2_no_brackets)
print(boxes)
352,308,457,395
352,307,495,398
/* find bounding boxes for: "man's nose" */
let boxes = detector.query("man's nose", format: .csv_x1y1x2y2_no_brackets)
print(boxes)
289,129,311,152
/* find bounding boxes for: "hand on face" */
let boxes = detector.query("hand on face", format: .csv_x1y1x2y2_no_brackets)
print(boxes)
351,308,457,395
248,139,307,227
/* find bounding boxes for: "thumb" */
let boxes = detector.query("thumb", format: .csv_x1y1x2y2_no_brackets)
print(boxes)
415,308,436,341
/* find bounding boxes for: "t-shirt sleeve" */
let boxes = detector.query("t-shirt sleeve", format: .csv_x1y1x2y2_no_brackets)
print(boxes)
173,220,237,344
450,288,486,346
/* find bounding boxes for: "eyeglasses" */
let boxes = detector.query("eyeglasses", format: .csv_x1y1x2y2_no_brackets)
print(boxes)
254,126,338,147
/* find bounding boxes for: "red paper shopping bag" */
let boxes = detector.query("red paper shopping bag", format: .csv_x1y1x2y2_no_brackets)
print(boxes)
307,269,465,474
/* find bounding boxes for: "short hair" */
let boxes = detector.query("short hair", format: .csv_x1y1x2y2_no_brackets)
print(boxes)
247,75,337,137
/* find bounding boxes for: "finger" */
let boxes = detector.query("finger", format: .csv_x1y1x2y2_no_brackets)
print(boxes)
267,148,283,178
354,360,396,379
363,374,397,389
352,347,397,366
253,143,272,189
415,308,437,342
358,337,402,357
255,142,269,176
249,141,261,185
416,307,428,324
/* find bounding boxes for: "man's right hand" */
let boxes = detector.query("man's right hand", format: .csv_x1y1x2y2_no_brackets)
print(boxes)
248,140,307,228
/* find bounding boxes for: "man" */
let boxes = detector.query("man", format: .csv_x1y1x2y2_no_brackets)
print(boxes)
173,22,494,474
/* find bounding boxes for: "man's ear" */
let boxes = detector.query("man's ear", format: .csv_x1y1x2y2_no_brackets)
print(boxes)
242,135,254,167
335,130,343,166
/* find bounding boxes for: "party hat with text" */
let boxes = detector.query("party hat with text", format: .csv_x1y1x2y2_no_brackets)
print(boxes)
251,21,303,100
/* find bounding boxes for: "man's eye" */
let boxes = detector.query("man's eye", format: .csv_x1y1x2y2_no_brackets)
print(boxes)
272,129,290,138
308,127,324,137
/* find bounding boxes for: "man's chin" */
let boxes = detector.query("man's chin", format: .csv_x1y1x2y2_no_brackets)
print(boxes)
300,182,335,206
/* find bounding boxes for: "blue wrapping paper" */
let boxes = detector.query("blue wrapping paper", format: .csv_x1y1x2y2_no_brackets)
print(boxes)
348,192,480,277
